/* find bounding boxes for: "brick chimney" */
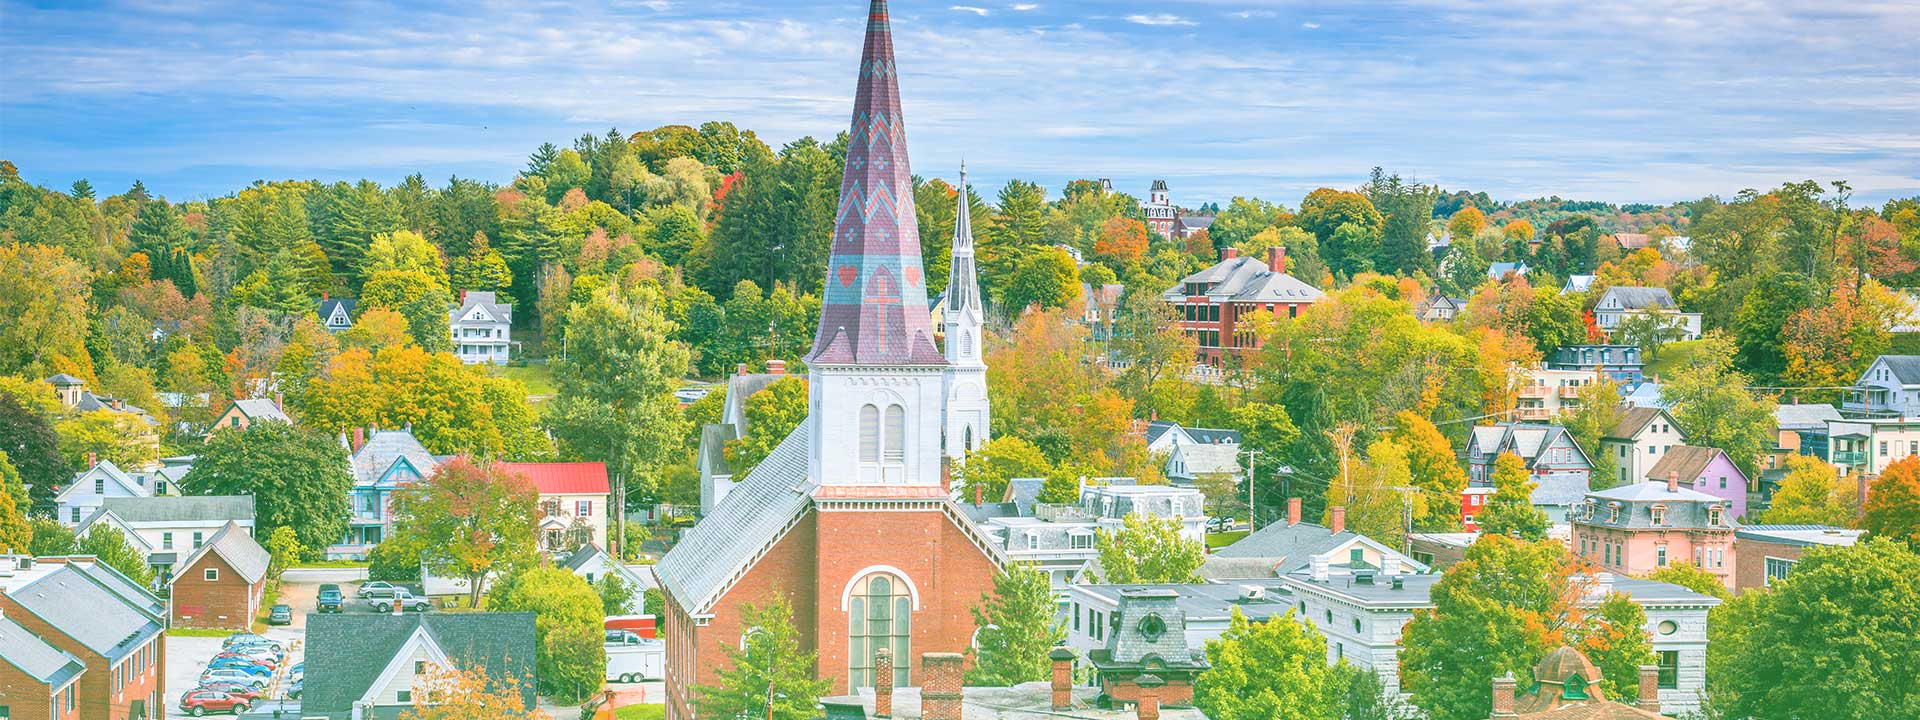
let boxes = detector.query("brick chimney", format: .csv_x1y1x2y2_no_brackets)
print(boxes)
1490,673,1518,718
1637,665,1661,711
459,290,468,304
921,653,965,720
736,363,749,376
1330,506,1346,535
1666,471,1679,493
352,427,366,453
1135,674,1164,720
1049,647,1077,711
766,359,787,375
1288,497,1302,526
1220,247,1239,261
874,649,894,718
87,452,97,468
1267,246,1288,274
274,392,284,411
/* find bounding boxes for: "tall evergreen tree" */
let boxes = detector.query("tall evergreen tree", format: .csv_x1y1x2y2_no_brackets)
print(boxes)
966,563,1066,685
694,596,830,720
130,201,197,297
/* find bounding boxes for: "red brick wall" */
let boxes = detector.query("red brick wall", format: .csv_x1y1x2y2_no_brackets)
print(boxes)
665,512,819,720
1733,537,1805,595
170,551,263,630
0,593,161,720
810,505,1000,694
0,658,67,720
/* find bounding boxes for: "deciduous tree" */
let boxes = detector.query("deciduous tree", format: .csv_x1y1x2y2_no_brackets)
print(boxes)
966,563,1065,685
545,286,691,505
1641,562,1730,600
694,596,830,720
954,436,1053,505
1094,513,1204,584
78,525,155,587
0,243,94,378
1763,454,1858,526
722,377,808,477
1477,453,1549,541
187,422,353,555
1661,333,1776,477
54,409,158,470
1864,456,1920,546
0,394,66,511
399,664,549,720
389,458,539,606
1194,607,1345,720
485,566,607,702
1093,216,1149,264
0,458,29,553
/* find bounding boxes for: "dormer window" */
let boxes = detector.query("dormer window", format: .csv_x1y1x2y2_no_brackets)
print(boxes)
1649,504,1667,526
1564,674,1589,700
1608,503,1622,523
1708,506,1725,526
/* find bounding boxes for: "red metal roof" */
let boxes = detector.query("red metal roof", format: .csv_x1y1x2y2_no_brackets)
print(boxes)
497,462,610,495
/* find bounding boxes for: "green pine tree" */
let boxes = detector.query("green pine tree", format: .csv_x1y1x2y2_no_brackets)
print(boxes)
1477,453,1550,541
966,563,1066,685
695,596,830,720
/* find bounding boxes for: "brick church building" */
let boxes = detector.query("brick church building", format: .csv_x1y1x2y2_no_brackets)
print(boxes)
654,3,1004,717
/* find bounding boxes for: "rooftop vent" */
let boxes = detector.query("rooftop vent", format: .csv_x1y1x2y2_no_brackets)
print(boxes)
1391,576,1405,590
1240,585,1266,601
1354,570,1377,586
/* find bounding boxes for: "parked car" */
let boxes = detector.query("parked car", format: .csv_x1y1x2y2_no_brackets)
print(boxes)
266,604,293,625
673,386,712,403
205,658,273,676
195,682,265,701
288,662,303,681
357,581,401,599
368,588,432,613
211,651,277,669
606,629,643,645
199,668,268,689
181,689,251,716
285,678,304,700
221,633,273,649
316,585,346,613
226,640,285,660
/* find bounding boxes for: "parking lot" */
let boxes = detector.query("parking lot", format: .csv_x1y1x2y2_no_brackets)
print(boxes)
162,568,366,717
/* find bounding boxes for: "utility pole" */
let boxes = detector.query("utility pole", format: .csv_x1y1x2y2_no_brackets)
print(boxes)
1390,486,1419,553
1241,449,1262,531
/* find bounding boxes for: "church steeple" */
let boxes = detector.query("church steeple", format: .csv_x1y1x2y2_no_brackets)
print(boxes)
806,0,944,368
942,163,991,459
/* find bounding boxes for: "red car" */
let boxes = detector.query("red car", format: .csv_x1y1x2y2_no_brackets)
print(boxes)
181,689,250,716
195,682,265,701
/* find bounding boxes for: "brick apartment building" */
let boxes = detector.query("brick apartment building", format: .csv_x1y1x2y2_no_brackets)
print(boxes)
0,611,86,720
1159,246,1326,365
168,521,271,630
1731,524,1863,594
0,557,167,720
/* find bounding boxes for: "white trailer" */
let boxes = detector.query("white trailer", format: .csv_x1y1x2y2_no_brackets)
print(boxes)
605,638,664,683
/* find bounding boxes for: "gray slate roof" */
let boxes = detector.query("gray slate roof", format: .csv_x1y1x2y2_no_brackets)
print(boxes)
1877,355,1920,385
1145,421,1242,447
655,423,815,614
352,430,439,486
1733,524,1864,547
229,398,291,424
0,614,86,687
560,543,607,573
450,290,512,324
1211,520,1359,574
1161,256,1326,304
1774,403,1842,431
176,521,271,585
1598,286,1677,310
97,495,254,524
303,612,537,719
7,565,164,662
1007,477,1044,516
1579,480,1731,531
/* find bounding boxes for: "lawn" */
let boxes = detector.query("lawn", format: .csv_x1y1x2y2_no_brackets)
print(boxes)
167,628,234,638
492,364,557,398
615,706,666,720
292,559,369,569
1641,339,1705,381
1206,530,1249,549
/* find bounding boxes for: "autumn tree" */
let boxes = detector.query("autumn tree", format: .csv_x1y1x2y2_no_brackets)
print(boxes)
0,454,29,553
1003,247,1079,312
1641,562,1731,600
54,409,158,470
1093,216,1149,264
1111,290,1199,420
1477,453,1549,541
695,596,830,720
1194,607,1346,720
485,566,606,702
954,436,1053,504
399,664,549,720
966,563,1066,685
1327,437,1421,547
1764,454,1858,526
1661,333,1776,477
0,243,94,378
1094,514,1204,584
187,422,353,555
545,286,691,506
1447,206,1488,242
300,346,547,460
1864,456,1920,546
986,307,1153,480
1390,412,1468,530
388,458,539,606
722,376,808,477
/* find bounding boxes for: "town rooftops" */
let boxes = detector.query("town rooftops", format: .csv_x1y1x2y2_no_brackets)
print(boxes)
1644,446,1730,483
1071,581,1294,623
174,521,271,586
1587,480,1725,504
656,424,817,614
90,495,254,525
350,429,438,485
0,613,86,687
1774,403,1843,431
227,398,291,424
303,612,537,717
1734,524,1864,547
1284,571,1717,609
1869,355,1920,385
1605,407,1676,441
1,563,164,662
1597,286,1677,310
43,373,85,386
451,290,512,323
820,684,1210,719
1161,255,1325,304
1145,420,1242,447
497,461,610,496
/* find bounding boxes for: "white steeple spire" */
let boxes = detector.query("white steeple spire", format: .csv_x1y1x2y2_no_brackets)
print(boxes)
942,162,990,460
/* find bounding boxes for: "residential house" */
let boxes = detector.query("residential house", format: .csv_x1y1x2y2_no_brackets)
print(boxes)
1610,233,1655,252
696,361,792,515
1281,568,1716,715
1161,247,1325,365
1488,261,1530,281
0,558,167,720
1731,524,1863,594
1465,423,1596,522
1140,179,1176,237
449,290,512,365
1079,282,1123,340
1516,367,1604,421
1062,581,1292,678
1416,292,1466,323
962,482,1207,586
1172,213,1215,240
1205,499,1427,580
1844,354,1920,417
0,609,87,720
43,374,159,428
1546,345,1646,383
1492,646,1675,719
1405,532,1478,569
74,495,255,584
1646,446,1751,521
1564,275,1598,293
329,428,441,559
317,297,356,333
55,461,158,527
1143,420,1242,456
1163,441,1241,486
301,612,537,720
1768,403,1841,470
206,398,290,435
1459,487,1495,532
1571,476,1738,590
167,521,270,631
559,543,654,614
498,461,610,555
1824,416,1920,477
1592,287,1702,341
1599,407,1688,488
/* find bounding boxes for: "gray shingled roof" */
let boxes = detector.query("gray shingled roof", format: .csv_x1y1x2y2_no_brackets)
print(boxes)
303,612,537,719
7,565,164,662
655,423,815,614
175,521,271,586
450,290,512,324
97,495,254,524
230,398,291,423
1211,521,1359,574
1145,421,1242,447
1599,286,1677,311
1007,478,1044,516
1774,403,1842,430
1161,256,1326,304
560,543,606,573
0,614,86,687
352,430,439,486
1877,355,1920,385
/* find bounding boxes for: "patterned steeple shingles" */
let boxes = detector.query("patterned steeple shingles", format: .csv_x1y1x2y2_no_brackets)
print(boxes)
807,0,946,366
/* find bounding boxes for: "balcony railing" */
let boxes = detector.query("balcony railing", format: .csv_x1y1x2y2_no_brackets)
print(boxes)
1832,450,1868,467
1518,386,1552,399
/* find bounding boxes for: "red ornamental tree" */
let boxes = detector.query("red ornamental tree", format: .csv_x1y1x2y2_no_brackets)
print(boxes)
1094,216,1149,263
1865,455,1920,546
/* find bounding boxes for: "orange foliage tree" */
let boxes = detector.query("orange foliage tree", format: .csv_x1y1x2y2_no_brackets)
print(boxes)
1865,456,1920,547
1093,216,1149,263
399,663,550,720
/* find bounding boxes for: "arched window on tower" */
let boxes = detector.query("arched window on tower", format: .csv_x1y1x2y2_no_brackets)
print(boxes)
962,330,973,358
848,573,912,689
882,405,906,482
859,405,881,466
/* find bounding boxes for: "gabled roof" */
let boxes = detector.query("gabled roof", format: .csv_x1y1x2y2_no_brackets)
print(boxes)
0,614,86,688
5,564,164,662
451,291,512,324
1564,275,1598,293
1145,420,1241,447
227,398,291,424
55,460,148,501
496,462,609,496
303,612,537,717
1169,442,1241,479
1588,480,1725,504
351,430,438,486
1611,233,1653,250
1006,477,1044,517
1489,262,1529,279
559,543,608,573
43,373,85,386
173,521,271,586
1869,355,1920,385
1604,406,1677,441
1161,256,1325,304
317,298,356,320
655,424,817,614
1774,403,1842,430
1597,286,1676,311
92,495,254,525
1645,445,1735,484
1211,520,1361,574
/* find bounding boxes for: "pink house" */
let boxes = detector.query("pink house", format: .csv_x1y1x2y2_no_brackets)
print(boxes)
1645,445,1750,521
1571,475,1738,590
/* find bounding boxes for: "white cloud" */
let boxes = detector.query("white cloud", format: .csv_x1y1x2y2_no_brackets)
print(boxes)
1301,22,1320,29
950,5,989,16
1126,14,1196,27
1011,3,1039,10
1232,10,1278,19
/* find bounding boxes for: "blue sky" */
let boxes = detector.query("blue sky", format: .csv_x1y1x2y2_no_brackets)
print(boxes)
3,0,1917,208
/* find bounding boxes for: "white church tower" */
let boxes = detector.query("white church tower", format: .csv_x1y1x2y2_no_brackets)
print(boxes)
942,163,991,460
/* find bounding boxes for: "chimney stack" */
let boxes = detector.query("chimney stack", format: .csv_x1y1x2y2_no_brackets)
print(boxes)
352,427,367,453
1288,497,1302,526
1637,664,1661,712
1049,647,1077,711
921,653,965,720
874,649,894,718
974,482,983,507
274,392,284,411
1267,246,1288,274
736,363,749,376
1330,506,1346,535
1135,674,1165,720
1220,247,1239,261
87,452,97,468
766,359,787,375
1666,471,1679,493
1490,673,1518,718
